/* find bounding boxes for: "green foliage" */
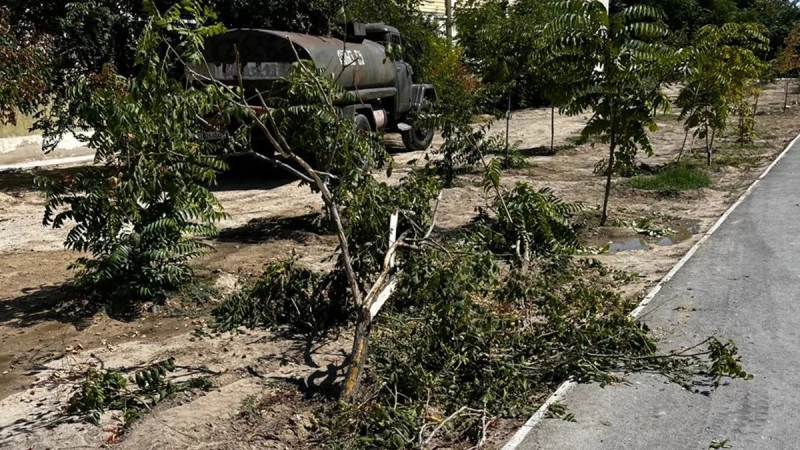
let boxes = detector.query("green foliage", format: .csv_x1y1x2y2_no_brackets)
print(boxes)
543,0,673,225
677,23,769,162
213,259,350,333
67,369,128,425
707,339,754,387
36,2,237,306
475,181,583,260
338,171,442,279
0,8,52,126
421,106,503,187
57,1,140,80
212,0,337,34
627,0,800,59
776,21,800,76
320,246,753,447
67,358,212,427
264,60,391,176
628,165,711,191
455,0,556,108
415,38,482,111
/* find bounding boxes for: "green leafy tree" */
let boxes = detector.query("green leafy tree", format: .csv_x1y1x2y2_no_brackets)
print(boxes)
0,8,52,126
544,0,672,226
36,1,234,306
676,23,768,164
627,0,799,58
456,0,554,108
776,21,800,111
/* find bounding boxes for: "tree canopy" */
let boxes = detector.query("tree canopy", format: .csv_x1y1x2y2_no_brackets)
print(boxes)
623,0,799,58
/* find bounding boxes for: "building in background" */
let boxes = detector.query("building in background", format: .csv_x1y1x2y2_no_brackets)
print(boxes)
420,0,455,39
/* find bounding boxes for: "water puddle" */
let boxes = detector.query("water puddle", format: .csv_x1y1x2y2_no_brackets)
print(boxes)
608,220,702,253
609,238,648,252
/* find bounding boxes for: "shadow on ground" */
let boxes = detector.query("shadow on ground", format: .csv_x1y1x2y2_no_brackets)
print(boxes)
217,213,331,245
0,284,97,330
0,166,84,194
252,329,350,400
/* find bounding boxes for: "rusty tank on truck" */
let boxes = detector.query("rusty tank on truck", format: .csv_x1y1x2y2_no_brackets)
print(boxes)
196,23,437,151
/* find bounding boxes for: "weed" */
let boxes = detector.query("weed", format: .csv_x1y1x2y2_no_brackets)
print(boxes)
709,437,732,449
628,165,711,191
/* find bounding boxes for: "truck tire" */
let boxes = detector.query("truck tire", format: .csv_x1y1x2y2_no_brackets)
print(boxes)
401,100,434,151
401,126,434,151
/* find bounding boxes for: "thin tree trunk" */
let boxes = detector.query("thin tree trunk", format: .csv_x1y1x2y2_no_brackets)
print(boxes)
677,128,690,162
600,101,615,227
753,91,760,117
550,106,555,154
601,141,616,227
710,129,716,152
784,78,790,112
505,96,511,161
707,128,716,166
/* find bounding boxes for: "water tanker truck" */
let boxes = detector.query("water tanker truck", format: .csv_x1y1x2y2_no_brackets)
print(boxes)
197,22,437,152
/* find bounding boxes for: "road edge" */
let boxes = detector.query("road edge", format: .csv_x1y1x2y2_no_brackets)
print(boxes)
0,155,95,172
500,132,800,450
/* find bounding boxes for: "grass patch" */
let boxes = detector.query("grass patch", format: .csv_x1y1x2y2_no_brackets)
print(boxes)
655,112,681,121
628,165,711,192
565,133,604,146
712,153,764,168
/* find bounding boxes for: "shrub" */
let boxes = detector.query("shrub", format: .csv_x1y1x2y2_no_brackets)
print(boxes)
36,3,236,307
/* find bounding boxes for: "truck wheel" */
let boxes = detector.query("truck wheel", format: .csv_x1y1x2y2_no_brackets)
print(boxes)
353,114,371,133
401,126,434,151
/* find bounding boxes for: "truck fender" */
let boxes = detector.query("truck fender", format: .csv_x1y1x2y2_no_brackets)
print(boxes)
410,84,437,110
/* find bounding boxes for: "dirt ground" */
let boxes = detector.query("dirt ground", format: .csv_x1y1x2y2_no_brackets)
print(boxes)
2,81,800,449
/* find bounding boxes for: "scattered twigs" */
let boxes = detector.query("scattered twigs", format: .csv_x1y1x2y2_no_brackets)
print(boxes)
418,406,488,449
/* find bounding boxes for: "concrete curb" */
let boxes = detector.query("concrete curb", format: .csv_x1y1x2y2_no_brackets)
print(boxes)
500,132,800,450
0,155,96,172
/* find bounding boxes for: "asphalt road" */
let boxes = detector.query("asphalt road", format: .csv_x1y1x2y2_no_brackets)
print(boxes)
518,140,800,450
